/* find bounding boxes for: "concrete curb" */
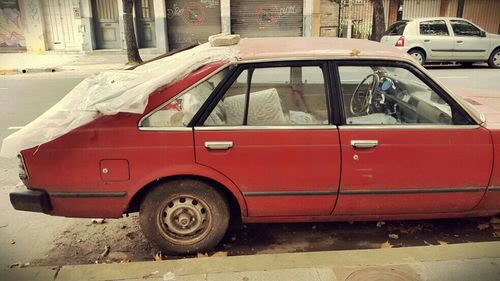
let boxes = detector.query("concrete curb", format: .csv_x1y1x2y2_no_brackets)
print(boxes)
1,241,500,281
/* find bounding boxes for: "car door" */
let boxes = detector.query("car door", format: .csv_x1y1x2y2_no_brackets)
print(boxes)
449,19,489,60
194,62,341,217
418,19,454,60
333,61,492,215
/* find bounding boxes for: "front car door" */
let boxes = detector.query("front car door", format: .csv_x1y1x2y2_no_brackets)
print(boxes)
418,19,454,61
194,62,341,217
333,61,492,216
449,19,490,60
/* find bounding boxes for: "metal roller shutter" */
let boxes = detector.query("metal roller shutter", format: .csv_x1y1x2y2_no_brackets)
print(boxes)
231,0,303,38
166,0,222,50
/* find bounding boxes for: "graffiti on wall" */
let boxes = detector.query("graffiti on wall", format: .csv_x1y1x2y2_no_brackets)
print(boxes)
0,0,25,48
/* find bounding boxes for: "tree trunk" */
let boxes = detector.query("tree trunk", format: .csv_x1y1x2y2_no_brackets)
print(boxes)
122,0,142,65
370,0,386,42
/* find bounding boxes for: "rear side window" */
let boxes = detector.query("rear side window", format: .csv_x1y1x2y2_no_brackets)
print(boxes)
384,21,408,36
450,20,482,36
420,20,449,36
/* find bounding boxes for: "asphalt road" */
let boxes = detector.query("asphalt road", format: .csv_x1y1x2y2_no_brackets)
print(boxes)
0,65,499,268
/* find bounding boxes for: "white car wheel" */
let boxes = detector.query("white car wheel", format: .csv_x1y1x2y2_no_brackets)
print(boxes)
489,50,500,68
408,50,425,65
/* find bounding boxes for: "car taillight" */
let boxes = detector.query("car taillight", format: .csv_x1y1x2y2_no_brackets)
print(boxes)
395,36,405,47
17,154,28,181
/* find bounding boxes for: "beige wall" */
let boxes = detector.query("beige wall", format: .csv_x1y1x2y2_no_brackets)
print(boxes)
462,0,500,34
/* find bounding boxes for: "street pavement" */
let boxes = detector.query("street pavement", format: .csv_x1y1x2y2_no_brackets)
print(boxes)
0,60,499,279
1,241,500,281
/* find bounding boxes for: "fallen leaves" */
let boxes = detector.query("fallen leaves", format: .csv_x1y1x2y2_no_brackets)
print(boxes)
380,241,392,248
154,252,163,261
8,262,29,268
197,251,228,258
99,245,110,259
437,240,448,245
477,223,490,230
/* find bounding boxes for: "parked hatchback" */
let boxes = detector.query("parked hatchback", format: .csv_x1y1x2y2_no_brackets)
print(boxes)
380,17,500,67
6,37,500,255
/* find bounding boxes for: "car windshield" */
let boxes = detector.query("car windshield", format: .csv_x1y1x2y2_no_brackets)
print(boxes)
384,21,409,35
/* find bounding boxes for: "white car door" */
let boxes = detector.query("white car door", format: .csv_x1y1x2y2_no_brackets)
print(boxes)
449,19,490,60
418,19,455,61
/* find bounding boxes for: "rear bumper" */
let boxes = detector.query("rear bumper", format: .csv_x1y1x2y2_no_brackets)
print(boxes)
10,187,52,213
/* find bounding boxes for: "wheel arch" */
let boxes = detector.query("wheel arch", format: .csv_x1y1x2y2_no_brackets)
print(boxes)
126,173,246,224
408,47,427,59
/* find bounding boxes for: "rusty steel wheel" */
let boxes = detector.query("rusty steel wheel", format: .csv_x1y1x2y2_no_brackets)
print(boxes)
139,179,229,254
158,195,213,245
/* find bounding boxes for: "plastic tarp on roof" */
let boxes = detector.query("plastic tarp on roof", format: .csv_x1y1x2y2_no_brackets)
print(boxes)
0,43,238,157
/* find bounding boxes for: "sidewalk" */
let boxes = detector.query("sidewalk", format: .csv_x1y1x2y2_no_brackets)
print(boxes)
0,49,164,75
1,241,499,281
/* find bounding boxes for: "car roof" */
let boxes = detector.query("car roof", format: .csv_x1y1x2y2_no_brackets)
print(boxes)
237,37,409,62
408,17,471,22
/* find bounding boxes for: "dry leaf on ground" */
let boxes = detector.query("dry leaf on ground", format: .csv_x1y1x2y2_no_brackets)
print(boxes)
380,241,392,248
154,252,163,261
437,240,448,245
197,252,209,258
477,223,490,230
211,251,228,257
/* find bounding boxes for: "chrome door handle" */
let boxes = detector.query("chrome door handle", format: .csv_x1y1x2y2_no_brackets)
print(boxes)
204,141,233,150
351,140,378,149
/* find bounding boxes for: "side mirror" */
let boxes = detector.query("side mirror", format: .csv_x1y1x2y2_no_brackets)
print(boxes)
480,31,487,37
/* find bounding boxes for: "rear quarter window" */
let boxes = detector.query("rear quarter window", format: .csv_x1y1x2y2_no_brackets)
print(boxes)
384,21,409,36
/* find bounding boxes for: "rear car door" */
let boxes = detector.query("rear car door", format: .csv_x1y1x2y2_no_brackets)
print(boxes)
333,61,492,215
449,19,489,60
418,19,454,60
194,62,341,217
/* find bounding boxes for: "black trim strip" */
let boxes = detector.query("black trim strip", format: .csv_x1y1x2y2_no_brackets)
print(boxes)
431,49,486,52
340,187,485,195
488,186,500,192
49,192,127,198
244,191,337,197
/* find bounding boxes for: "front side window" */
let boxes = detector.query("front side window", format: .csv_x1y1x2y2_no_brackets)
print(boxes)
141,69,228,127
339,65,454,125
203,65,329,126
420,20,449,36
450,20,482,36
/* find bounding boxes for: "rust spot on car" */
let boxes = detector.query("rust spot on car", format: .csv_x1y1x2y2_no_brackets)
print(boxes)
350,49,361,56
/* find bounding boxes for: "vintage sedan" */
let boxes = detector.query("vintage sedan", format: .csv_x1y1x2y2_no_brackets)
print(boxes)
8,37,500,254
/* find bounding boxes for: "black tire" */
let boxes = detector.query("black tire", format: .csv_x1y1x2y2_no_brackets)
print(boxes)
139,179,229,254
488,48,500,68
408,49,426,65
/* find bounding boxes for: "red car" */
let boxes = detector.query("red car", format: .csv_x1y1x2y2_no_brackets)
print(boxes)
9,38,500,254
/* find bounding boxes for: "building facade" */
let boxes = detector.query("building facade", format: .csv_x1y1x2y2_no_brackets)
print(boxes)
1,0,499,53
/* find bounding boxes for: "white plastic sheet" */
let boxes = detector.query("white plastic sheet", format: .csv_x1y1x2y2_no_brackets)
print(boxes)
1,43,238,157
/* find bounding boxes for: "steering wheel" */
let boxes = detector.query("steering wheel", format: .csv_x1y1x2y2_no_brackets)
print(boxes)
349,73,380,116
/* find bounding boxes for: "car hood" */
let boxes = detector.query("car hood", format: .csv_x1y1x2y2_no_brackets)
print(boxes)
448,86,500,128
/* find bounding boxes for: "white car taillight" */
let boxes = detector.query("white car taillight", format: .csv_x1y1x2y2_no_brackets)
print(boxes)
395,36,405,47
17,154,28,180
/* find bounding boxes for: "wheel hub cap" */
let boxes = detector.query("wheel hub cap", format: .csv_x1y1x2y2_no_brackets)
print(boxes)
159,196,211,245
494,52,500,67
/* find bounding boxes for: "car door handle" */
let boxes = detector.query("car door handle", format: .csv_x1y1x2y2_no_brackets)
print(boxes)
351,140,379,149
204,141,233,150
423,39,430,43
457,40,464,43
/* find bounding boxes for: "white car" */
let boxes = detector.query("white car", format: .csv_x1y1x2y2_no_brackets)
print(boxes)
380,17,500,68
